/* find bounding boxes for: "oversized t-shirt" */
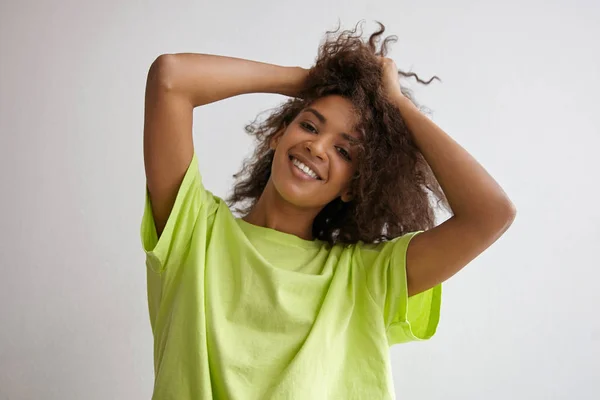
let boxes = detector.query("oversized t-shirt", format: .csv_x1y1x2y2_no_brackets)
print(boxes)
140,152,442,399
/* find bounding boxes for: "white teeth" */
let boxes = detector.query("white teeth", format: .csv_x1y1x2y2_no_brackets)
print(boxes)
292,157,319,179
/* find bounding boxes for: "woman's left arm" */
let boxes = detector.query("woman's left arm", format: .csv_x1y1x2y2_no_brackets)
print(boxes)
381,58,517,297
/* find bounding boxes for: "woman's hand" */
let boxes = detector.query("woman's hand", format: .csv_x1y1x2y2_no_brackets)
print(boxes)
380,57,404,101
279,66,310,98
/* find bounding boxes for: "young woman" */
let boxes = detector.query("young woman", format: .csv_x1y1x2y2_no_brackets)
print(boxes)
141,22,516,399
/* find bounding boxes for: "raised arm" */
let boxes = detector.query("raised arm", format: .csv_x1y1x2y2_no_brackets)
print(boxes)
143,53,307,237
379,57,517,297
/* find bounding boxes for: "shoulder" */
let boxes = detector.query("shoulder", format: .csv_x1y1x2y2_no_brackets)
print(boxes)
351,232,423,267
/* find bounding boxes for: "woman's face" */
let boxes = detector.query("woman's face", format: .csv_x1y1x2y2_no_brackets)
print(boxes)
270,95,362,209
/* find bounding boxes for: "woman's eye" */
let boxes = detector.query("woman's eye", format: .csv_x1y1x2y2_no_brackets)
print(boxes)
337,147,351,161
301,122,317,133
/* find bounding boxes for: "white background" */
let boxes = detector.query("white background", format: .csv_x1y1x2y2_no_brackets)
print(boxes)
1,0,599,399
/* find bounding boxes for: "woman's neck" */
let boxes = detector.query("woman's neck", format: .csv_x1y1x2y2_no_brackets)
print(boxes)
242,180,320,241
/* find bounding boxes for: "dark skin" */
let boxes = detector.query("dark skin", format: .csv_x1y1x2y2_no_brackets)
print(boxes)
245,57,516,297
379,57,515,296
144,51,515,299
242,95,361,240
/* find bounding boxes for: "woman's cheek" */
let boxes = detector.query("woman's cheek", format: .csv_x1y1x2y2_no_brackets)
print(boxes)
331,162,354,185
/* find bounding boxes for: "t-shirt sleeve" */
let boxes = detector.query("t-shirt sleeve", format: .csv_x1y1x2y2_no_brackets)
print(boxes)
140,152,218,274
359,231,442,346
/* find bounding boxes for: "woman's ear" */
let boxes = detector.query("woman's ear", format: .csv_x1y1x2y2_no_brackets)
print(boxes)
269,137,278,151
270,123,287,150
341,191,354,203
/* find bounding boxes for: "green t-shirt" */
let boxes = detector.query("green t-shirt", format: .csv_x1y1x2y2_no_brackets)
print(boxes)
140,152,442,399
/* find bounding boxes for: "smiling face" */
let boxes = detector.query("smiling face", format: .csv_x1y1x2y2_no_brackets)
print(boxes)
269,95,362,209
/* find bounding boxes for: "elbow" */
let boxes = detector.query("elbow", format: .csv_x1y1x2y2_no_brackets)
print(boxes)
493,200,517,234
501,200,517,223
465,199,517,236
508,202,517,220
487,194,517,224
147,54,177,91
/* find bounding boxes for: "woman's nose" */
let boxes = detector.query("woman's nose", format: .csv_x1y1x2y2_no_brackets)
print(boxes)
306,140,327,160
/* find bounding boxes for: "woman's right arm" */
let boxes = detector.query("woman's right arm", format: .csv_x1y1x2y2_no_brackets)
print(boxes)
143,53,307,237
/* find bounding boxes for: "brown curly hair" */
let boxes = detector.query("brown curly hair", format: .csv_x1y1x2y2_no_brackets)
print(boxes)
227,20,450,246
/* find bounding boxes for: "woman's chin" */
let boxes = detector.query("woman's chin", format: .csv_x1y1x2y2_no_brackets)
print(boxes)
275,184,328,209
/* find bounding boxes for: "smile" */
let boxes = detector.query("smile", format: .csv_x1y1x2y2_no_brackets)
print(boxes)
290,156,322,180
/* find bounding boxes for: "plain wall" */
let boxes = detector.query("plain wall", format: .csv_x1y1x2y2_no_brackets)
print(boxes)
1,0,599,399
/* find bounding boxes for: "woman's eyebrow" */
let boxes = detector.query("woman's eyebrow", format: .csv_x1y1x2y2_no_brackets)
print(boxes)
303,108,327,124
341,133,361,145
303,108,361,144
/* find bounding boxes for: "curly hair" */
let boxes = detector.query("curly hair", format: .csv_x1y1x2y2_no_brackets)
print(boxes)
227,20,450,246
